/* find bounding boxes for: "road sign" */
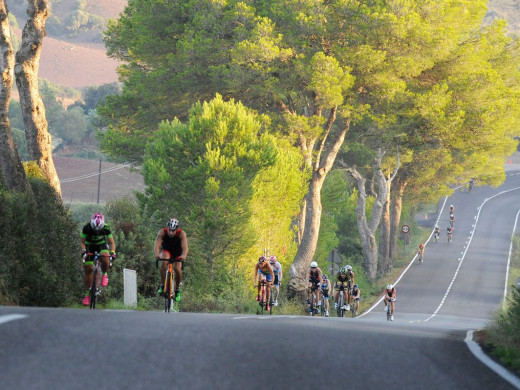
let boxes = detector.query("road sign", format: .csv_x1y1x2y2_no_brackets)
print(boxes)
401,224,410,233
326,248,343,264
328,263,340,275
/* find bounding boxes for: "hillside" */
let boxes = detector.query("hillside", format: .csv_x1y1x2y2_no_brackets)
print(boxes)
5,0,520,91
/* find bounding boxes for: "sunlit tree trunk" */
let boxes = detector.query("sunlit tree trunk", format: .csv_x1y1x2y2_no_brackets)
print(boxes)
14,0,61,196
287,111,348,298
0,1,31,193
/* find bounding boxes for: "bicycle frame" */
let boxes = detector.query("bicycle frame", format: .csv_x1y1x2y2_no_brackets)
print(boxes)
86,252,101,310
156,257,182,313
258,280,272,315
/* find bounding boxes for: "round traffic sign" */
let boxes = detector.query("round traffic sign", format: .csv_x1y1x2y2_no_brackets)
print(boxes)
401,224,410,233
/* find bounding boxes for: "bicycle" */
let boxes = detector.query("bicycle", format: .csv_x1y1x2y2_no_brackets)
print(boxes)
434,230,440,243
156,257,182,313
257,280,272,315
308,286,319,316
335,285,347,318
85,251,112,310
351,299,358,317
320,294,327,317
386,299,395,321
447,230,453,243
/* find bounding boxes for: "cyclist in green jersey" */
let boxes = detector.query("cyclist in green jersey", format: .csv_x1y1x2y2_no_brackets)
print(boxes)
80,213,116,306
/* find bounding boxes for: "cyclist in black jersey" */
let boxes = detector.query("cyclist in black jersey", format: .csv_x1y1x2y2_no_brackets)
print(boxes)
80,213,116,306
154,218,188,302
306,261,322,312
334,265,354,311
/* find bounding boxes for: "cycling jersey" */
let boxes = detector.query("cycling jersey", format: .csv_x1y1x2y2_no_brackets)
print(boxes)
336,272,352,284
81,223,113,246
321,280,330,298
271,261,282,285
160,227,184,258
351,288,360,301
258,263,273,282
386,288,395,298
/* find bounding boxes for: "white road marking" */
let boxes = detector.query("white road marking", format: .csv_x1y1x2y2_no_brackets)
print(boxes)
0,314,28,325
465,330,520,389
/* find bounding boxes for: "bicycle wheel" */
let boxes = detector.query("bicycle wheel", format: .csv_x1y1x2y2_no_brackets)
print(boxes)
336,293,343,317
269,291,273,316
89,265,98,310
387,303,393,321
164,270,172,313
261,284,266,315
321,297,326,317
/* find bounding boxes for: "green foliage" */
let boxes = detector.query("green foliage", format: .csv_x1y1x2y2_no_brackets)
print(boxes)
0,178,80,306
55,106,88,146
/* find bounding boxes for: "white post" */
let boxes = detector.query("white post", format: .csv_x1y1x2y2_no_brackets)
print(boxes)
123,268,137,307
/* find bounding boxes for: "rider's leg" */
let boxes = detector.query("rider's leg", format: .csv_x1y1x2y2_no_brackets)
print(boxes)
174,261,183,290
83,264,93,291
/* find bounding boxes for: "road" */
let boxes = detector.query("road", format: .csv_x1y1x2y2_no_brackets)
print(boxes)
1,168,520,389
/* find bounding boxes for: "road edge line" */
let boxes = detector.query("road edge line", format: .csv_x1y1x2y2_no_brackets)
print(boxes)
465,330,520,389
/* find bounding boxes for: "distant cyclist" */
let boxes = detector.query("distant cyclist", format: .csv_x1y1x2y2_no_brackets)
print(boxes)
320,274,331,317
269,255,282,306
417,243,425,263
254,256,275,311
447,225,454,242
80,213,116,306
351,284,361,314
449,204,454,214
434,225,440,242
449,213,455,227
306,261,322,313
384,284,396,321
154,218,189,302
469,178,474,192
334,266,353,311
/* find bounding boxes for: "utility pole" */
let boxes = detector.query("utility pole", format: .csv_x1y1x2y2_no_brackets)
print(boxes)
97,158,101,204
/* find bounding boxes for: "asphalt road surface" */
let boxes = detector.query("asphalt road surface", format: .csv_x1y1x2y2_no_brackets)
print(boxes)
2,168,520,390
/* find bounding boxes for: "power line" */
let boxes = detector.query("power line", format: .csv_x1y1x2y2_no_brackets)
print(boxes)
60,163,133,183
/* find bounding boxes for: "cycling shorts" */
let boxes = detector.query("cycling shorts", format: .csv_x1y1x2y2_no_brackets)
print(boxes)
84,244,109,265
321,289,329,298
258,270,273,282
274,274,280,286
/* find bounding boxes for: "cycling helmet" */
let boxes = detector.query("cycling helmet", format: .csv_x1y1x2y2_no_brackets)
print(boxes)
386,284,393,289
346,265,352,271
258,256,266,263
167,218,179,230
323,274,328,280
310,261,318,268
435,225,439,229
340,266,347,274
269,255,277,264
419,243,424,248
450,204,454,209
353,284,358,289
90,213,105,231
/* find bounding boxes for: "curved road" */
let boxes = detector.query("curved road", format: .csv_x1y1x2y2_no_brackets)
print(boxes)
2,167,520,389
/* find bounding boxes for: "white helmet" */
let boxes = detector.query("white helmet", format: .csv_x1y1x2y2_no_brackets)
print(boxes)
346,265,352,271
387,284,393,289
310,261,318,268
167,218,179,230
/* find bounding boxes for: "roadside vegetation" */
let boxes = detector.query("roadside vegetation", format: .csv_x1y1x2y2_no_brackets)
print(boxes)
479,235,520,376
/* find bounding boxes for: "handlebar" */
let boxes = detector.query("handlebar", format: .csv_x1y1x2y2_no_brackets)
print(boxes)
155,256,182,269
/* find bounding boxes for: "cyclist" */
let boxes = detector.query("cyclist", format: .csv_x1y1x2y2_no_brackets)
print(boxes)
154,218,189,302
384,284,396,321
469,178,474,192
80,213,116,306
417,243,425,263
306,261,322,313
449,204,454,214
447,225,454,242
449,213,455,227
334,266,353,311
269,255,283,306
351,284,361,313
434,225,440,242
254,256,275,311
320,274,331,317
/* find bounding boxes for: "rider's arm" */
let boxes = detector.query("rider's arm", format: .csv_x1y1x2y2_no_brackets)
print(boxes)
154,229,164,259
107,236,116,252
179,230,189,260
80,237,86,252
268,263,275,280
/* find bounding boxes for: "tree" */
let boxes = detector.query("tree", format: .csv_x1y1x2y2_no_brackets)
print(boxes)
14,0,61,196
0,0,30,193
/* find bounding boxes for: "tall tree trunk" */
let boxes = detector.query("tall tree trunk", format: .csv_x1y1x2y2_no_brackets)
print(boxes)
378,179,391,276
14,0,61,196
287,111,347,298
343,149,388,282
389,177,407,264
0,1,31,193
